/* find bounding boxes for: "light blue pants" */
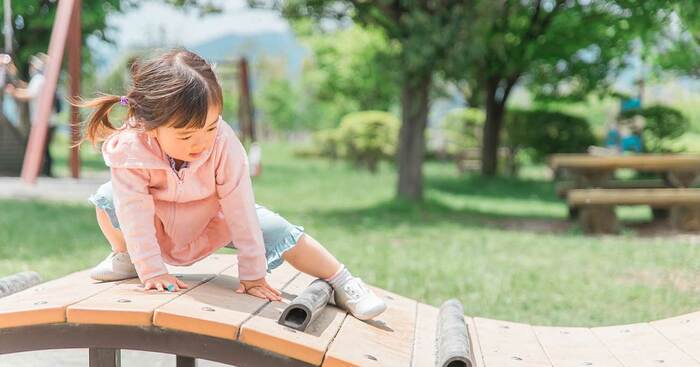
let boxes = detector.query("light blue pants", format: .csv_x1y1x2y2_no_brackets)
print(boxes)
88,181,304,274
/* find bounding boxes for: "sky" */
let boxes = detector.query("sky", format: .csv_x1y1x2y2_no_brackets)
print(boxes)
89,0,291,69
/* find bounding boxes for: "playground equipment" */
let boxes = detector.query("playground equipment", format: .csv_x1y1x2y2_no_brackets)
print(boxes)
2,253,700,366
13,0,259,182
279,278,333,332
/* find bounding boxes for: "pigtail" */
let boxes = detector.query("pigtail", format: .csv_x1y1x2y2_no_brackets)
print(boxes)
70,94,122,147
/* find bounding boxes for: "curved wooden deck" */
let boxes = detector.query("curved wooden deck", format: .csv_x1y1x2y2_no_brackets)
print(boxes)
1,254,700,366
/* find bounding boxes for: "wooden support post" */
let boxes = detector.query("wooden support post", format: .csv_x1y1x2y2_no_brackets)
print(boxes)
67,0,81,178
671,205,700,232
176,355,196,367
436,299,473,367
574,169,613,188
0,271,41,298
89,348,120,367
278,279,333,331
666,171,699,188
579,205,618,234
238,57,255,144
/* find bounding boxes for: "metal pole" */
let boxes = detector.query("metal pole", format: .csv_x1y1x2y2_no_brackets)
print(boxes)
3,0,12,54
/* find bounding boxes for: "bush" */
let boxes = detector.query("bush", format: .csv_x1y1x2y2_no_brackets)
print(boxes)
620,105,689,153
336,111,400,172
311,128,342,159
505,109,596,162
439,108,485,156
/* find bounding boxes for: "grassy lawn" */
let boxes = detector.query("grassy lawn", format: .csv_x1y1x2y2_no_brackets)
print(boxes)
3,138,700,327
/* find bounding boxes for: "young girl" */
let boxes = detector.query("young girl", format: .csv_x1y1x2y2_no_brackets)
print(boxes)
80,49,386,321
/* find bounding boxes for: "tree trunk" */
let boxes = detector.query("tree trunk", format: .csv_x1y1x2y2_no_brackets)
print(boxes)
396,71,432,200
481,78,506,176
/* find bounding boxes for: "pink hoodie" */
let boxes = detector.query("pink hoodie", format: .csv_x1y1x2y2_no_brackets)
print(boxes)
102,118,267,282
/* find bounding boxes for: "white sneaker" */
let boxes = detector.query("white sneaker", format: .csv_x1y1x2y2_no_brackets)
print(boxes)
90,252,138,281
333,277,387,320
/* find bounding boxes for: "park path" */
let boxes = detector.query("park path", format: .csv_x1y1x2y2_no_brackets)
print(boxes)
0,172,109,204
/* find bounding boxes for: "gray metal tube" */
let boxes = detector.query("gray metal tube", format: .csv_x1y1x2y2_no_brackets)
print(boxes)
436,299,473,367
278,279,333,331
0,271,41,298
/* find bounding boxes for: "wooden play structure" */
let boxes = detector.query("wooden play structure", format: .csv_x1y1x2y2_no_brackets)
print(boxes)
2,253,700,366
550,153,700,234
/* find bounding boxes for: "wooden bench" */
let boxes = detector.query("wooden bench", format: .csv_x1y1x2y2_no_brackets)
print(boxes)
555,179,666,199
568,188,700,234
5,254,700,366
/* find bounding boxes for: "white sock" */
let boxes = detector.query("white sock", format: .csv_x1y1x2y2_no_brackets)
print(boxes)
324,264,353,289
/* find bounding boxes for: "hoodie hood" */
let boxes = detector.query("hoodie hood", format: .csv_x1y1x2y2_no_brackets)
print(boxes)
102,122,218,170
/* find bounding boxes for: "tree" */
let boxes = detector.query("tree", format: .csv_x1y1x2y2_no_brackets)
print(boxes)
1,1,221,78
302,25,399,114
255,0,471,200
449,0,673,176
656,2,700,77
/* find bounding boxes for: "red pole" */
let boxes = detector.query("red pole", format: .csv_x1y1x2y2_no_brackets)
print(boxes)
67,0,81,178
238,58,255,143
20,0,75,183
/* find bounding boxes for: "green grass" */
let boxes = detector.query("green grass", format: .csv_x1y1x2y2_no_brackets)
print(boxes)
3,140,700,327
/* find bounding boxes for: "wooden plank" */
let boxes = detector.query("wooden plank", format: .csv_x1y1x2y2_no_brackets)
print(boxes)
153,260,299,340
475,318,552,367
465,316,486,367
322,287,417,367
592,322,700,366
411,303,487,367
0,269,124,329
66,254,234,326
550,154,700,172
411,303,438,367
650,311,700,363
533,326,623,367
555,179,665,198
568,188,700,206
239,272,347,365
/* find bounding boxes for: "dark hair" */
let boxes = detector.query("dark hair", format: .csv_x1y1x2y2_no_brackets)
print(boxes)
74,48,223,145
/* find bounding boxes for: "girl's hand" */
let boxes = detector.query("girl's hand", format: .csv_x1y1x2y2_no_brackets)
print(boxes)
143,274,189,292
236,277,282,301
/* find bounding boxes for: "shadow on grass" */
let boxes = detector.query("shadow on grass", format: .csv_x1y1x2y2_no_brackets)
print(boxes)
426,174,559,203
312,197,572,234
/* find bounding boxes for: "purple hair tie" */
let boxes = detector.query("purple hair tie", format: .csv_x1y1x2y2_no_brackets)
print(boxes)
119,96,128,106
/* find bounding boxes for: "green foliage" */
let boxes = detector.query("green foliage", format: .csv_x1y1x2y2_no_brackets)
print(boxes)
505,109,596,162
257,78,301,132
621,105,689,153
256,25,400,132
438,108,484,156
307,111,400,170
336,111,400,173
656,3,700,77
303,26,399,113
311,128,342,159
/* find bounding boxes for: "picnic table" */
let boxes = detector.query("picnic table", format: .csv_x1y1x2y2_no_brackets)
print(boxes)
549,154,700,233
550,154,700,188
5,254,700,366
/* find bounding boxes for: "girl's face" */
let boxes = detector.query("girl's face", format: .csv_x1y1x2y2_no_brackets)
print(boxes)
150,104,222,162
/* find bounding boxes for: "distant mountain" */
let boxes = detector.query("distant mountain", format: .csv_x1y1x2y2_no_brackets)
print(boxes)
191,31,308,80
